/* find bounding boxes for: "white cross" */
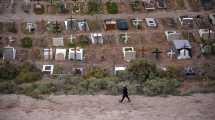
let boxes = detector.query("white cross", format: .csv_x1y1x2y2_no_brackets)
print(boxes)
132,18,143,28
121,32,130,44
70,34,76,44
167,49,175,60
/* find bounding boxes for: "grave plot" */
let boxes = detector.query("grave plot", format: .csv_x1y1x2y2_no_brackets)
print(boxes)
139,31,169,60
68,2,85,14
194,15,211,29
88,19,103,32
36,20,47,34
33,2,45,15
167,0,186,10
47,21,63,34
160,17,178,29
187,0,202,11
84,43,125,70
15,48,29,62
86,0,104,14
117,1,132,14
33,36,49,48
4,21,17,33
30,47,42,60
129,0,143,12
130,18,144,30
21,21,37,34
46,4,58,14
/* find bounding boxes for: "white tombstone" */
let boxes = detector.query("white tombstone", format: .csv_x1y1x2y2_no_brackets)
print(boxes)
42,65,54,75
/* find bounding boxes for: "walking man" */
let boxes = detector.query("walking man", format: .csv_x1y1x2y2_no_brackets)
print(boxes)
120,86,131,103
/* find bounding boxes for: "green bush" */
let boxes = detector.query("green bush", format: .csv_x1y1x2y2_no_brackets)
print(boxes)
0,61,19,80
21,83,57,98
143,78,180,96
15,63,42,84
106,1,118,14
159,65,180,79
21,37,32,48
16,71,42,84
86,67,108,79
128,59,158,83
130,1,141,11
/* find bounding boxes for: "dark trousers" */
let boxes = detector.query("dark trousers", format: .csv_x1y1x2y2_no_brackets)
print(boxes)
120,94,131,103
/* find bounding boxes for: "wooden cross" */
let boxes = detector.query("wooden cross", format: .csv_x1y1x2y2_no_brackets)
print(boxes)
152,48,162,60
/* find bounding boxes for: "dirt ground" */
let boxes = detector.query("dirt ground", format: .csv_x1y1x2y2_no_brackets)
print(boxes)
0,94,215,120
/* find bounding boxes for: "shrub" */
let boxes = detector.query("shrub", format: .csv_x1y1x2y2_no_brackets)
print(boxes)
106,1,118,14
143,78,180,96
15,62,42,83
130,1,141,11
22,83,57,98
159,65,180,79
79,35,90,47
128,59,158,83
16,71,42,84
87,0,102,14
0,61,19,80
21,37,32,48
0,81,16,94
86,67,108,79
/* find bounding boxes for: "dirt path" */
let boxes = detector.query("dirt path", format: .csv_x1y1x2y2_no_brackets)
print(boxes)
0,9,213,22
0,94,215,120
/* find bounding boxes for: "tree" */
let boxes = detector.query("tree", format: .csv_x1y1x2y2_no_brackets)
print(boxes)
128,59,157,83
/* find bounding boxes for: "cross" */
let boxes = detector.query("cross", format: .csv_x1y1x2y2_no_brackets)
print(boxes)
152,48,162,60
121,32,130,44
167,49,175,60
54,21,61,33
132,18,143,29
70,34,76,44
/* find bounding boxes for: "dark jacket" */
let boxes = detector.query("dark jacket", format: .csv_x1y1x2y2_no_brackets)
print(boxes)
122,87,128,95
